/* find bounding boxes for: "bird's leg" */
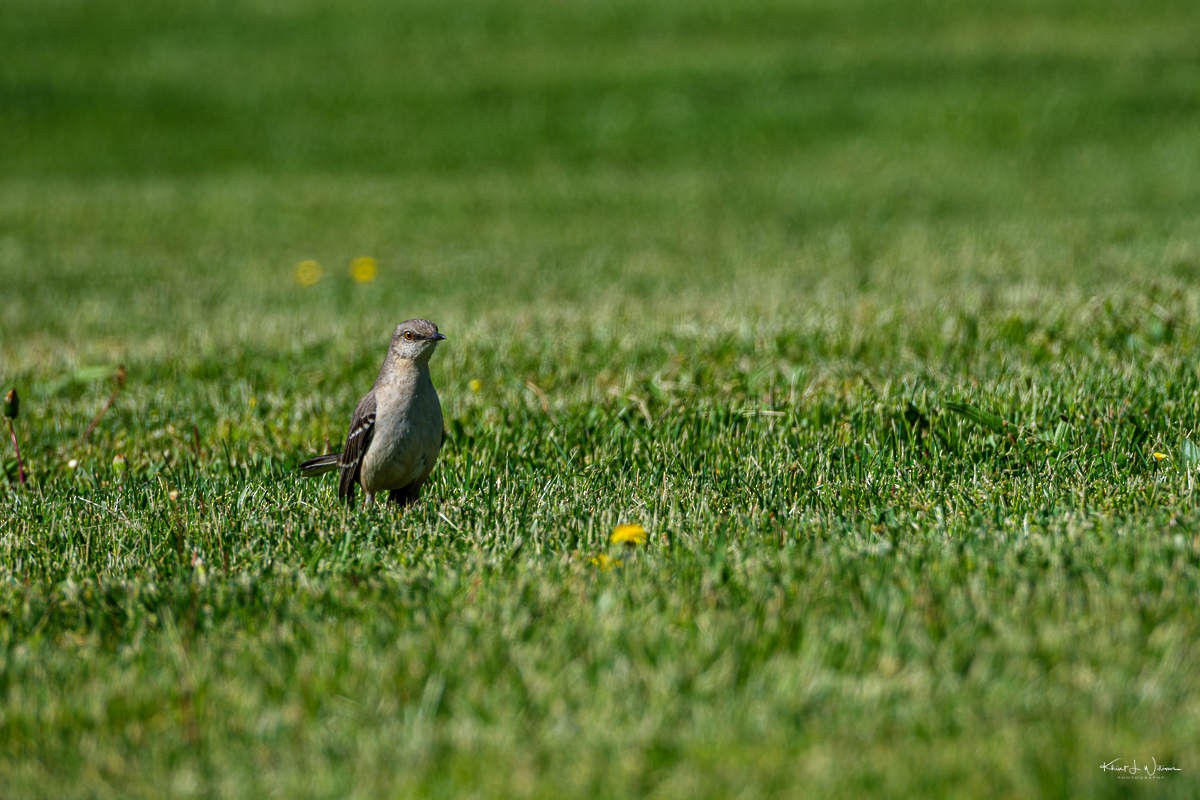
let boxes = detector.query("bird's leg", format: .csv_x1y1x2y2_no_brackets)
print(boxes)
387,485,420,506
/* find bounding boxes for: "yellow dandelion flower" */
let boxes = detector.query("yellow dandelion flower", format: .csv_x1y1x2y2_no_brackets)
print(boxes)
589,553,622,570
468,379,482,393
349,256,378,284
1153,451,1168,462
610,523,648,547
294,259,323,287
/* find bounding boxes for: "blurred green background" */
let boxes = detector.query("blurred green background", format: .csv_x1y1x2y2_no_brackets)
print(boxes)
4,0,1198,364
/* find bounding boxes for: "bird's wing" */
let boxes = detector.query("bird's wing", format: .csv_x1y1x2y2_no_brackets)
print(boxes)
338,390,377,503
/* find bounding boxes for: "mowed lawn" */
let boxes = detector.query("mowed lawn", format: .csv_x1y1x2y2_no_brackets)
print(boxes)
3,1,1200,797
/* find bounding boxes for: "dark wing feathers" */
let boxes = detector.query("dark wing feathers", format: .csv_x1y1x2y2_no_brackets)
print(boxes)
337,391,377,503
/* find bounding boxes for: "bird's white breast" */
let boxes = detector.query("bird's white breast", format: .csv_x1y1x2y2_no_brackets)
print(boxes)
360,364,443,494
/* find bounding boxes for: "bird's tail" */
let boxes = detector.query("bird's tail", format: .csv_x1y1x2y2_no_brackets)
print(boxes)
298,453,341,477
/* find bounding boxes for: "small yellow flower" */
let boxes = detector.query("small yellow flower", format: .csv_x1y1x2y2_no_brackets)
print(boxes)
610,523,648,547
349,256,378,284
1153,451,1168,462
294,259,323,287
589,553,622,570
468,379,482,393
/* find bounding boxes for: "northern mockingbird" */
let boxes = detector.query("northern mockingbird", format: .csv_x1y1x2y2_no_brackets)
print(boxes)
299,319,446,506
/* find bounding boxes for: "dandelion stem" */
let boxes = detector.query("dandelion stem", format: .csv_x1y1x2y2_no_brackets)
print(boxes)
82,365,127,443
6,418,26,486
4,389,24,486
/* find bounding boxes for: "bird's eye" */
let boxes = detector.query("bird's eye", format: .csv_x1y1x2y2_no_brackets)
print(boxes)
403,331,414,341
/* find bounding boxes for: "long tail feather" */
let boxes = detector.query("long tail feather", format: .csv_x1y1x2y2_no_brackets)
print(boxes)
298,452,340,477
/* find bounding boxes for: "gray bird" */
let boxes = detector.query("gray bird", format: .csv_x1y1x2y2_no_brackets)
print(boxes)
299,319,446,506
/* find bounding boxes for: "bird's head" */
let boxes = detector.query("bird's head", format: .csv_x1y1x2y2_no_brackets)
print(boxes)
391,319,446,362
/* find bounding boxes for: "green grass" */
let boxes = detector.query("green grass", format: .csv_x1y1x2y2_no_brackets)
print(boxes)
3,1,1200,797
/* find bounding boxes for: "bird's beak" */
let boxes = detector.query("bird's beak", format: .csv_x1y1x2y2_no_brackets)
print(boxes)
431,333,447,341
